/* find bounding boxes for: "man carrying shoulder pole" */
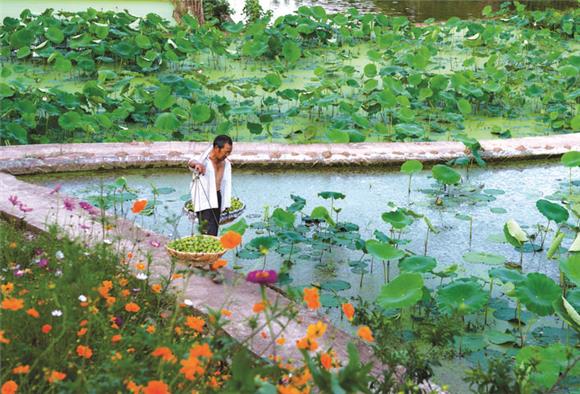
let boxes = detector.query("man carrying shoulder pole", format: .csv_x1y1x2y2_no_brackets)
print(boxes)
188,135,233,236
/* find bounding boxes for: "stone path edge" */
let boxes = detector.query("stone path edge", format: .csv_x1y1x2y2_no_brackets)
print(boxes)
1,133,578,175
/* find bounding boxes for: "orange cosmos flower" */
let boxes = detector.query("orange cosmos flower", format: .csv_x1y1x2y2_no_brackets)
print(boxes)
111,334,122,343
26,308,39,318
136,262,145,271
1,380,17,394
220,231,242,249
221,309,232,317
47,370,66,383
12,364,30,374
277,385,301,394
98,280,113,298
296,336,318,352
41,324,52,334
77,328,88,337
111,352,122,362
151,284,162,294
143,380,170,394
131,199,148,214
342,303,355,321
76,345,93,359
151,347,176,363
190,343,213,358
0,330,10,344
320,353,332,370
125,302,140,313
303,288,320,310
185,316,205,333
146,324,156,334
1,282,14,294
121,289,130,297
119,278,129,287
1,298,24,311
126,380,142,394
252,302,265,314
357,325,374,342
211,259,227,271
306,321,327,339
276,337,286,345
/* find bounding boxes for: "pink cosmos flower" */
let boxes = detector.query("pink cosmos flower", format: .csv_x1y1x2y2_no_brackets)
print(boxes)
246,270,278,284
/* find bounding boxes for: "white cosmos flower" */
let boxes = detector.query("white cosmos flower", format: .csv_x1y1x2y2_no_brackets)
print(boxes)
51,310,63,317
78,295,87,302
183,299,194,306
136,272,148,280
55,251,64,260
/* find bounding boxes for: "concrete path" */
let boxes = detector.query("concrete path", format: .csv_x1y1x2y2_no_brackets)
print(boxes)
0,172,380,372
1,134,578,175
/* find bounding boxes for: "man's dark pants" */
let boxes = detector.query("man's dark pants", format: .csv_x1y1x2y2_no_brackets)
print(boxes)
197,191,222,236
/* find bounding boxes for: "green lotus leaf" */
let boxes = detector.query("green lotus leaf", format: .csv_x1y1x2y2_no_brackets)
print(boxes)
45,26,64,44
437,279,488,315
366,240,405,261
401,159,423,174
0,83,14,98
191,104,212,123
485,330,516,345
381,209,413,229
514,273,561,316
463,251,506,265
154,86,175,111
457,98,472,115
398,255,437,273
135,34,151,49
154,112,180,130
318,191,345,200
560,254,580,286
271,208,295,229
222,218,248,236
561,151,580,167
58,111,82,130
489,267,525,284
378,272,424,309
54,56,72,73
432,164,461,185
310,206,335,226
320,279,351,292
326,129,349,143
536,199,569,223
249,236,278,255
364,63,377,78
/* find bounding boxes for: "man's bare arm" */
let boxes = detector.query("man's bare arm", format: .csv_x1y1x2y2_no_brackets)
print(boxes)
188,159,206,175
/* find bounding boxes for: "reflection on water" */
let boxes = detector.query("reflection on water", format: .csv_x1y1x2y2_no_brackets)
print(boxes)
1,0,575,23
230,0,576,21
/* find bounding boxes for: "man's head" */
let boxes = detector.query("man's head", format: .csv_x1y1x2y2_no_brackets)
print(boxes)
211,135,233,161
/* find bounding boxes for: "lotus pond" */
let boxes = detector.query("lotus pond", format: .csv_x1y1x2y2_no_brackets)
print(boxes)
23,155,580,390
1,4,579,145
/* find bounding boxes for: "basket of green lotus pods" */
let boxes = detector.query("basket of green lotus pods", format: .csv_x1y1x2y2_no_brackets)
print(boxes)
183,197,245,225
165,235,226,266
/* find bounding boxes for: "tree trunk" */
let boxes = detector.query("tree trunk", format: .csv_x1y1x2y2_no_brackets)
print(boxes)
173,0,205,25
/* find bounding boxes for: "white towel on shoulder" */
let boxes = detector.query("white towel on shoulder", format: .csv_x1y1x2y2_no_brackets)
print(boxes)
190,145,232,213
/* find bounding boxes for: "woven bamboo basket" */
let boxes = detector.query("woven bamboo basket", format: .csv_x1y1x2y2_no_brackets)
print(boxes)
165,235,226,267
183,199,245,225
